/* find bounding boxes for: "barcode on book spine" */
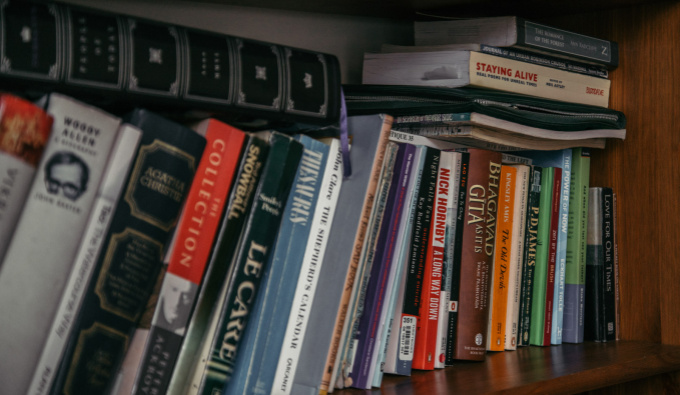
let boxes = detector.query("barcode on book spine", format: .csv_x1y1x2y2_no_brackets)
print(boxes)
399,316,416,361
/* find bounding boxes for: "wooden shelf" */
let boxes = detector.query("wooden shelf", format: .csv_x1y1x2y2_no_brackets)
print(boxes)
333,341,680,394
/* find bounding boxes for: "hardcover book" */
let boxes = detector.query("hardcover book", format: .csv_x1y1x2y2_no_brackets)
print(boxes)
363,50,611,107
0,0,341,126
186,132,303,395
118,119,247,395
28,124,142,395
225,135,331,395
49,108,206,395
451,148,502,361
0,94,53,262
166,134,270,395
563,148,591,343
297,114,392,395
413,16,619,69
0,93,121,395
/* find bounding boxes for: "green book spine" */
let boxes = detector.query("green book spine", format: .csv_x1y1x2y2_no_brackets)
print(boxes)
529,167,555,346
563,148,591,343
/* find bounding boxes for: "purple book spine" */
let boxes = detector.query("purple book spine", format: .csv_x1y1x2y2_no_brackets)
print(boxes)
349,143,414,389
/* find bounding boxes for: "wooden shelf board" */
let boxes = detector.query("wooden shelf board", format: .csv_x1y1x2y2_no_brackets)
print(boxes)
333,341,680,394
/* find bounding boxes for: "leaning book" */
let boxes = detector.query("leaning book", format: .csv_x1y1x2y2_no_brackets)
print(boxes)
48,109,206,395
0,93,121,395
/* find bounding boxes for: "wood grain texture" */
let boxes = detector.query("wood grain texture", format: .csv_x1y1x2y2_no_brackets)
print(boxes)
334,341,680,394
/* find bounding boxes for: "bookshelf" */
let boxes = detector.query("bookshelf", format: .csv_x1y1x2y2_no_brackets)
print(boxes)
40,0,680,393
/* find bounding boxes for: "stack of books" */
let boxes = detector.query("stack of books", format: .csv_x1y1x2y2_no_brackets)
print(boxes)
0,3,623,395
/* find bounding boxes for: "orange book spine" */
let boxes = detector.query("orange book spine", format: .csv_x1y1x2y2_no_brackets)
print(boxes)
486,165,517,352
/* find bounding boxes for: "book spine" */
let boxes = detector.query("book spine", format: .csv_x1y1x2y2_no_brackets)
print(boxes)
237,136,329,395
529,167,555,346
336,142,401,389
584,187,604,342
194,133,302,395
0,93,121,395
413,149,450,370
165,135,269,395
517,167,541,347
371,145,419,385
453,148,502,361
563,148,591,344
0,94,53,261
551,153,572,345
292,114,392,395
468,52,611,107
381,146,426,376
445,152,469,365
486,165,517,352
504,164,530,350
404,147,439,369
50,109,206,395
125,120,246,395
348,143,412,388
602,187,616,341
515,18,619,69
27,125,141,395
434,151,457,368
0,1,341,126
478,44,609,78
542,167,562,346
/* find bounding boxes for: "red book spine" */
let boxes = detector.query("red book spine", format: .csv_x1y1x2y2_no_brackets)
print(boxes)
453,148,502,361
413,158,451,370
168,119,245,283
542,167,562,346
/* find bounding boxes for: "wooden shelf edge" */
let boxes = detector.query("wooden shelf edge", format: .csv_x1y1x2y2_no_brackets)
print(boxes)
333,341,680,394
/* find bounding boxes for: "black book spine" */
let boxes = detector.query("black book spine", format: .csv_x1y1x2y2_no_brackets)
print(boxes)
50,109,206,395
444,151,468,365
601,187,616,342
584,187,604,342
199,132,303,394
0,0,341,126
517,166,542,347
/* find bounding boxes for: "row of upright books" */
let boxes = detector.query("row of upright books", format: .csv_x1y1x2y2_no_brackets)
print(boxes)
0,3,626,395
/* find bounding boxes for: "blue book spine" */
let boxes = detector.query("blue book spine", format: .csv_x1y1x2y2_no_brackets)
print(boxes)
225,135,329,395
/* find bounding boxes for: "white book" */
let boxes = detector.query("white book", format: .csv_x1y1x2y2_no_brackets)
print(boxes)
270,139,343,395
0,93,121,395
434,150,459,369
363,50,611,107
505,164,531,350
27,124,142,395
